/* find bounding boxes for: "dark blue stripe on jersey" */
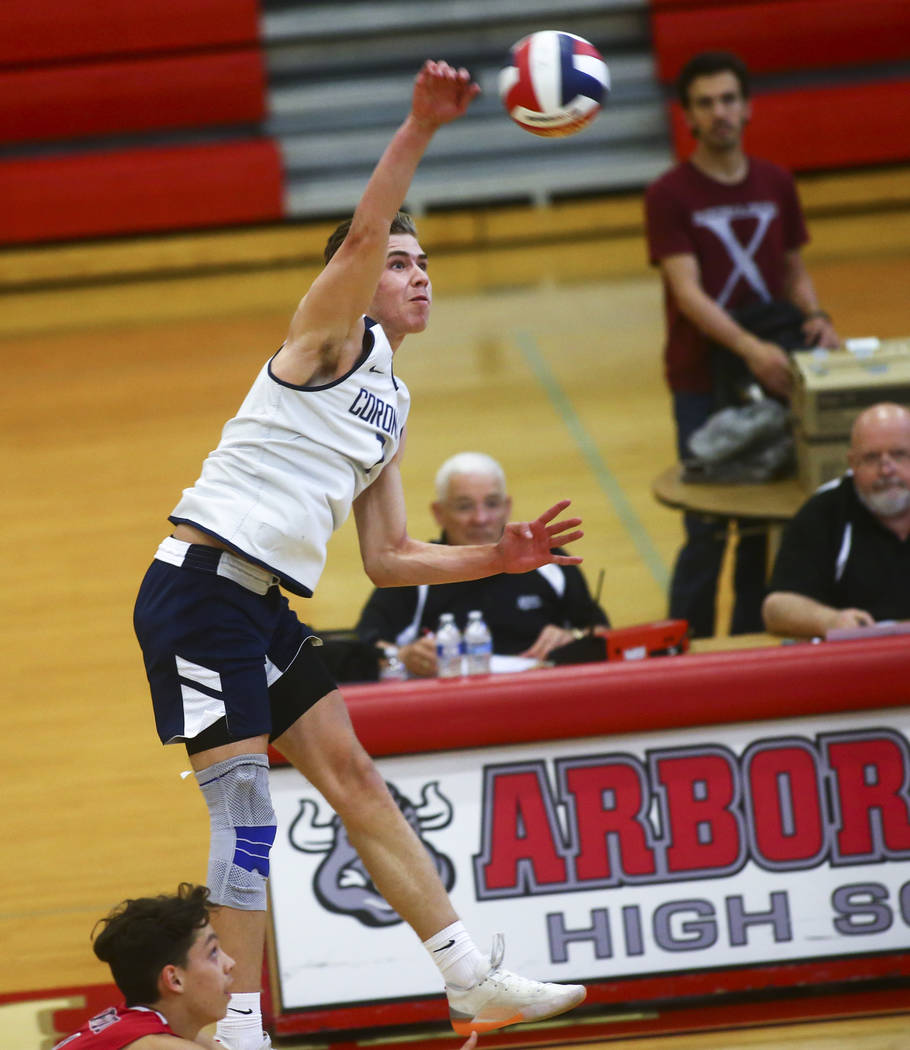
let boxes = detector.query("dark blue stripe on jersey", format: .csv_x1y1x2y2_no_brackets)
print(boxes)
233,825,277,875
558,33,602,105
267,320,376,392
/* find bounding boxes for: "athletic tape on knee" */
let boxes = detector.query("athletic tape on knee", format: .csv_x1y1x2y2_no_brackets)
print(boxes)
195,753,276,911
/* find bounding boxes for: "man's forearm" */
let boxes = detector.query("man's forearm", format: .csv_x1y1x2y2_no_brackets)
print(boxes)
762,591,838,637
782,250,822,316
352,115,436,234
364,537,502,589
675,281,759,360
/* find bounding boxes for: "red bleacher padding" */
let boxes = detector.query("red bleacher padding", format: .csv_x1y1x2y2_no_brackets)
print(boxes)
669,78,910,172
0,0,261,67
0,50,266,145
652,0,910,82
0,140,283,244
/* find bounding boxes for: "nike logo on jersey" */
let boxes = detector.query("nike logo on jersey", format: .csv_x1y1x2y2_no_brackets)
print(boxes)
228,1008,254,1015
369,365,384,373
433,938,456,952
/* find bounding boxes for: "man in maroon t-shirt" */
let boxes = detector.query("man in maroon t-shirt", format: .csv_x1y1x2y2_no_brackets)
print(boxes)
645,50,838,637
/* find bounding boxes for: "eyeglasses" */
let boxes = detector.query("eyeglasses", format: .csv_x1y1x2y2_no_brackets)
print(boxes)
448,497,507,514
855,448,910,468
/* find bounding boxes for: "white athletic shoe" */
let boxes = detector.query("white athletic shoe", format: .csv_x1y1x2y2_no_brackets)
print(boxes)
446,934,586,1035
213,1034,272,1050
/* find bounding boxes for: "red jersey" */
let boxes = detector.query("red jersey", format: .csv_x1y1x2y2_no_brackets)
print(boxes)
644,157,808,393
53,1005,174,1049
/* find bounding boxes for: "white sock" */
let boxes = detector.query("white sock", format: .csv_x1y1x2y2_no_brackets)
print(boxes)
216,992,262,1049
423,921,488,989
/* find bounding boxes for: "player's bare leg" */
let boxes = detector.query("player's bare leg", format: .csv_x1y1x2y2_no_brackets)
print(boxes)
274,691,586,1034
273,690,457,938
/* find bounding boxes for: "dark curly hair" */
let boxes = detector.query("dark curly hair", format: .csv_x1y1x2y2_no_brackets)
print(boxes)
92,884,214,1006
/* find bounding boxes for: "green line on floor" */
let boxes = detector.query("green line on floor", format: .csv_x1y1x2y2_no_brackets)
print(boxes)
515,329,670,590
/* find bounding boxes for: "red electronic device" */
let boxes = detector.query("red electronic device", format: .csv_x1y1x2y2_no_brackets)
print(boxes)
595,618,690,661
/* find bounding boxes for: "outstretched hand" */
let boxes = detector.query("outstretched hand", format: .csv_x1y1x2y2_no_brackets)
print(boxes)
411,60,480,129
496,500,584,575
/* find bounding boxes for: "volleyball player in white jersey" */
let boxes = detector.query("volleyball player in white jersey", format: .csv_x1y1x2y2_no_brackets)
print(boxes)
133,61,587,1050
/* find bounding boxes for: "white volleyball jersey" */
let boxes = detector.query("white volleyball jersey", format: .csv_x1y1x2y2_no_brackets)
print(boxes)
169,317,410,596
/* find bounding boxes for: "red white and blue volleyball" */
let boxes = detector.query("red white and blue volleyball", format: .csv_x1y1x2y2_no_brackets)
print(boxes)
499,31,610,138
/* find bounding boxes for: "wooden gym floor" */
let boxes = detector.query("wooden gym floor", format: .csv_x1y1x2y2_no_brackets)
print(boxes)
1,169,909,1047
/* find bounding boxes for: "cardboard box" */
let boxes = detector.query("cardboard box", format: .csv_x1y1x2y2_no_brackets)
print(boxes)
794,429,849,491
791,339,910,438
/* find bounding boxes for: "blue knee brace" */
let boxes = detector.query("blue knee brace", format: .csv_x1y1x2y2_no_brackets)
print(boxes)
194,753,277,910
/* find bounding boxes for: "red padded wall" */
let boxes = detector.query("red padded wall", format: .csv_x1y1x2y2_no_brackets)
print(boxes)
669,78,910,171
0,140,283,244
0,0,260,66
0,51,266,145
652,0,910,80
0,0,280,243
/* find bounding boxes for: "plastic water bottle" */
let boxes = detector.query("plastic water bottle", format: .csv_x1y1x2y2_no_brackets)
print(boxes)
379,644,408,681
435,613,463,678
464,609,493,675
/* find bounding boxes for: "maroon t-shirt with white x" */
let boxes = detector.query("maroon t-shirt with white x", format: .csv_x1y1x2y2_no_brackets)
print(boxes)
645,157,808,393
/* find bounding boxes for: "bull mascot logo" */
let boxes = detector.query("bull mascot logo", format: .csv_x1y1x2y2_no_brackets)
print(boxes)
289,779,456,927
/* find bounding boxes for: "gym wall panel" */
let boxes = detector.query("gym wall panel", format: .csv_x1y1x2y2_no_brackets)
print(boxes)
668,78,910,172
0,0,261,67
649,0,741,6
0,51,267,145
652,0,910,81
0,140,283,245
650,0,910,172
0,0,278,243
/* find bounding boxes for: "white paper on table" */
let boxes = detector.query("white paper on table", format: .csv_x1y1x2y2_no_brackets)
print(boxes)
489,654,541,673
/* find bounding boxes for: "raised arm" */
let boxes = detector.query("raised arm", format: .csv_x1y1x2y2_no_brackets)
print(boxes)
273,62,479,386
353,447,583,589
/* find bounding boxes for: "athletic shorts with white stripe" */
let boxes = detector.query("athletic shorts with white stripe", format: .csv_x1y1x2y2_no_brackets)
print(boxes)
133,537,336,753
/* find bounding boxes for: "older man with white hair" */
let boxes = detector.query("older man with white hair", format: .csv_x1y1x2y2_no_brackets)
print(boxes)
763,402,910,638
357,452,609,675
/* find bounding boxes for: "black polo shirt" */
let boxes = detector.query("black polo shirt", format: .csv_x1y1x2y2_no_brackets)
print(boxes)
769,475,910,619
355,541,608,655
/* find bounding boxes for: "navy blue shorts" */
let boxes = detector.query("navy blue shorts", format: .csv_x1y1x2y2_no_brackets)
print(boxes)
133,537,336,751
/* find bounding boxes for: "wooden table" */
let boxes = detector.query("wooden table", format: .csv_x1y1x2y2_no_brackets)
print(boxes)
652,463,807,523
652,465,809,633
690,631,780,652
652,462,808,551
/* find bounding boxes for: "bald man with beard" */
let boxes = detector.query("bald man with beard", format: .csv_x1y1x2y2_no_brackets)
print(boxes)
763,402,910,638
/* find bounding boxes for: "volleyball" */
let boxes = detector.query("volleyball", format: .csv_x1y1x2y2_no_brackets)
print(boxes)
498,31,610,138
